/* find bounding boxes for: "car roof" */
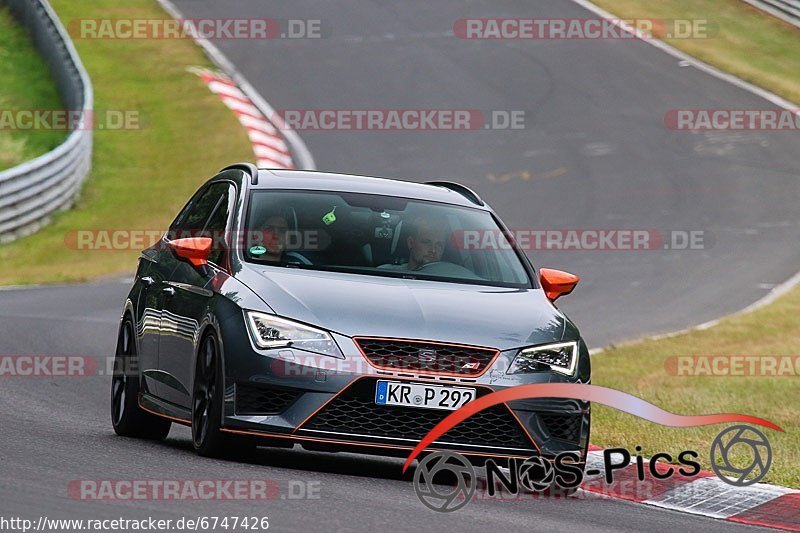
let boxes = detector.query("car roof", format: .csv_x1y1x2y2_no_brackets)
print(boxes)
250,169,489,210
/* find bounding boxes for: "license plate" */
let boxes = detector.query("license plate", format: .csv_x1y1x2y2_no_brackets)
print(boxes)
375,380,476,411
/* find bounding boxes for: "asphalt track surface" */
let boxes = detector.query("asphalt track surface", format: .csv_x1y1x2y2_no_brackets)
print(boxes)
2,0,799,531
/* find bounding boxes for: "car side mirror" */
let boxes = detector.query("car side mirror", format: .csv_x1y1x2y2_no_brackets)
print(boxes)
540,268,580,301
168,237,213,267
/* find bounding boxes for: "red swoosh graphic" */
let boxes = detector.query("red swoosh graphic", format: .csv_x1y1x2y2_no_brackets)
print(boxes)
402,383,782,473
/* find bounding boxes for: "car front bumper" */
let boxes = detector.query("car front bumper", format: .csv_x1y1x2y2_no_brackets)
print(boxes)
219,330,591,462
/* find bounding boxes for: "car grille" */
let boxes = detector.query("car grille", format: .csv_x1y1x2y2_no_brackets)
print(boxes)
354,337,498,376
235,383,301,416
540,413,582,443
302,379,533,450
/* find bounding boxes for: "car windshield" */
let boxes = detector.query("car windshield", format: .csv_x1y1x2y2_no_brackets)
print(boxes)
241,189,532,288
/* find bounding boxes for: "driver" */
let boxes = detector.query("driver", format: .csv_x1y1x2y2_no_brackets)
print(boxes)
255,214,290,262
380,216,448,271
251,213,313,265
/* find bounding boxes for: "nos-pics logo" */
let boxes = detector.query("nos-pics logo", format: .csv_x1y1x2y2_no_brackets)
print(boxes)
413,425,772,512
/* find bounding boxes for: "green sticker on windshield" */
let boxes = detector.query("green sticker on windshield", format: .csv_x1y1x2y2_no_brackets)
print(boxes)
249,245,267,256
322,206,337,226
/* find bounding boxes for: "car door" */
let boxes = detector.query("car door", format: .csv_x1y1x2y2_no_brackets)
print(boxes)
133,184,212,399
133,246,173,398
158,181,236,408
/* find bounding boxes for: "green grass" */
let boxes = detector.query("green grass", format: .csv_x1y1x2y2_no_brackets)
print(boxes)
0,6,66,170
591,285,800,488
594,0,800,103
0,0,253,284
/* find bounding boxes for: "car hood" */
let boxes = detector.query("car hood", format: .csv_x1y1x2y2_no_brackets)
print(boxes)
239,266,568,351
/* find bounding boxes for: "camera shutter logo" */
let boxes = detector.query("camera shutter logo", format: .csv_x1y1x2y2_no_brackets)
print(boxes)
413,451,476,512
710,425,772,487
518,456,555,492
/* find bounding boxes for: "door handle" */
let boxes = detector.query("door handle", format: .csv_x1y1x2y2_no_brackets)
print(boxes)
162,287,175,296
139,276,154,287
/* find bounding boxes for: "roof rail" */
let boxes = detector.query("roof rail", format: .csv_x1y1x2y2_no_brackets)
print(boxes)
425,181,485,206
219,162,259,185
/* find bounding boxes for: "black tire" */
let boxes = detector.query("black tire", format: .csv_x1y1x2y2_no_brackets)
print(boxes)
111,317,172,440
192,332,230,457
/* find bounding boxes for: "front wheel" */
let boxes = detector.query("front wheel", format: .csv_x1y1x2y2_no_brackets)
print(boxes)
111,317,171,440
192,333,230,457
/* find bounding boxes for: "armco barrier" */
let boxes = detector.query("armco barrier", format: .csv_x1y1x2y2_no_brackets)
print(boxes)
740,0,800,27
0,0,92,243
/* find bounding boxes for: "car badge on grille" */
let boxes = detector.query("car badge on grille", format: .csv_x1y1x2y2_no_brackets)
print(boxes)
461,362,481,370
418,349,437,363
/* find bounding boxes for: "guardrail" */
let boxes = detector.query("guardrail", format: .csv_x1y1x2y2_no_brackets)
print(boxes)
740,0,800,28
0,0,93,244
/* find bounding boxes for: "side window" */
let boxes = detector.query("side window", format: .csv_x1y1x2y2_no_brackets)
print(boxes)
168,182,235,266
205,184,236,266
167,196,197,234
170,183,227,235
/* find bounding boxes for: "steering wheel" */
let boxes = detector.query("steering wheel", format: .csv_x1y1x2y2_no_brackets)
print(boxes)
413,261,444,271
412,260,484,280
285,251,313,265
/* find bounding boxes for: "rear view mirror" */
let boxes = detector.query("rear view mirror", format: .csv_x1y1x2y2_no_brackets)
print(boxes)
168,237,213,267
540,268,580,301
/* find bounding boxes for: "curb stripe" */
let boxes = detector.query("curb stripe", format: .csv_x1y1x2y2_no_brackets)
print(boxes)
220,98,263,119
645,478,793,519
255,149,292,166
583,444,800,530
242,117,278,135
249,131,290,152
158,0,316,170
193,68,296,170
253,145,293,165
582,460,715,502
729,493,800,531
253,147,291,163
206,80,248,99
252,144,290,158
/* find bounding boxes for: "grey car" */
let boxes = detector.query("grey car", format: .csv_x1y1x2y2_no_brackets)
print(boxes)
111,163,590,470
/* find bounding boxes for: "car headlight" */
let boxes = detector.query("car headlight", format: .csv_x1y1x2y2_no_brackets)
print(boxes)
507,341,578,376
245,311,343,358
